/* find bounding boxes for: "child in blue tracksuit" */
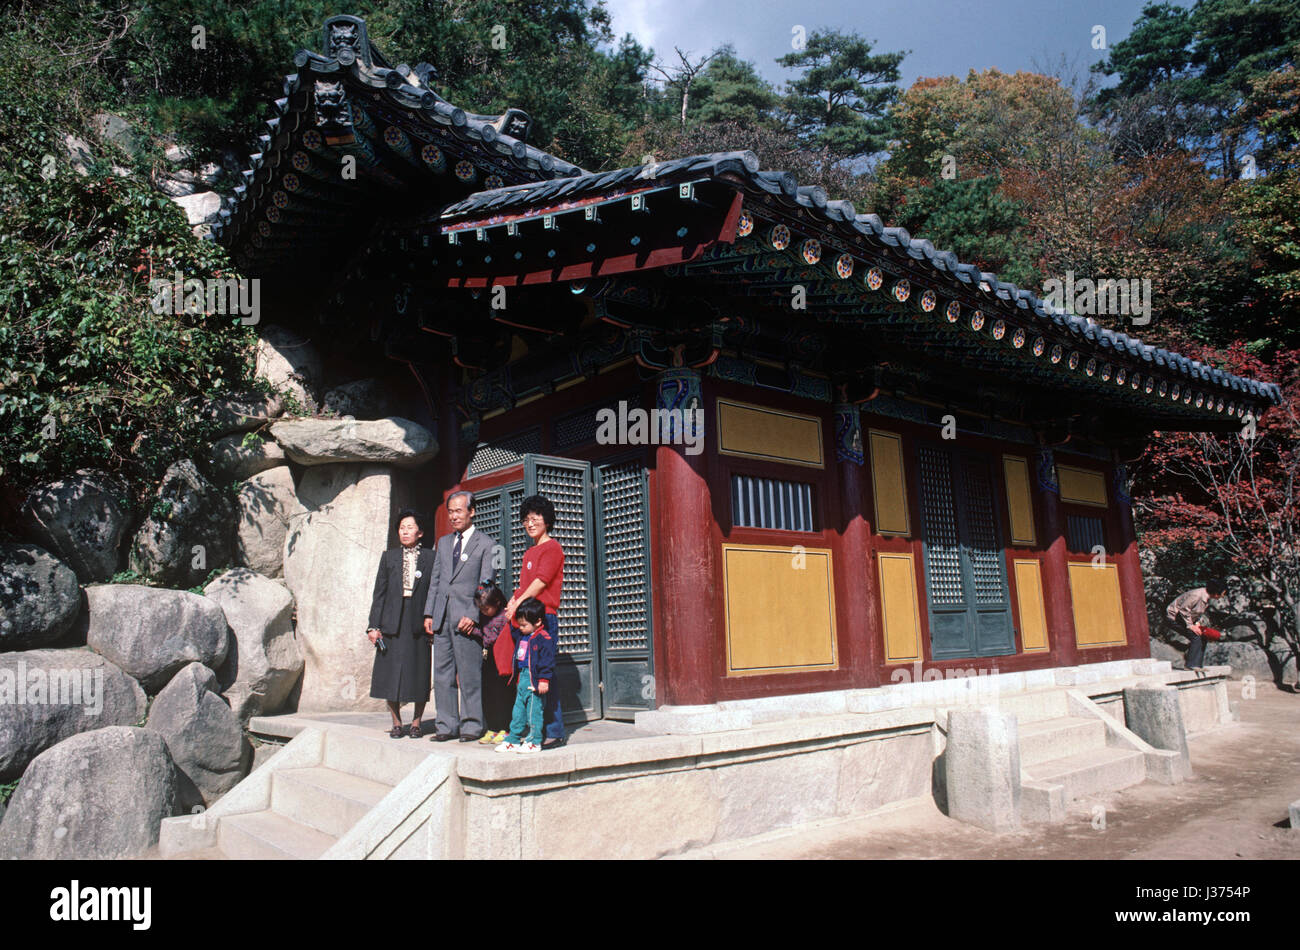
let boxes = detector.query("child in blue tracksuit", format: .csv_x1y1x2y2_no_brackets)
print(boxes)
495,598,555,754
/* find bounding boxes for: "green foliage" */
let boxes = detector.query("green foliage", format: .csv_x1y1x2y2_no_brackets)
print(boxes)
378,0,651,168
0,1,261,498
890,176,1038,286
109,571,152,586
1230,169,1300,347
0,780,17,807
1092,0,1300,173
777,29,906,166
678,47,780,130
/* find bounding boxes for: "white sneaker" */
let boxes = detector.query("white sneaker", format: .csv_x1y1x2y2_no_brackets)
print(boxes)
495,741,519,753
517,742,541,754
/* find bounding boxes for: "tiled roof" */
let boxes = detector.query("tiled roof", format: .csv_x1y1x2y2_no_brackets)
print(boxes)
440,150,1283,409
212,14,582,272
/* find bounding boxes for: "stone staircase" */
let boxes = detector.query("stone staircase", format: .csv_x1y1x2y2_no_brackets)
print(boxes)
999,689,1147,822
161,727,438,859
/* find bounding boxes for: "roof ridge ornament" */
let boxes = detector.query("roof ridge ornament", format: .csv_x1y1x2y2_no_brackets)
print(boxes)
323,15,372,68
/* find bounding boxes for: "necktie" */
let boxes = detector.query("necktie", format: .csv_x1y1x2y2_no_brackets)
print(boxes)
452,532,462,564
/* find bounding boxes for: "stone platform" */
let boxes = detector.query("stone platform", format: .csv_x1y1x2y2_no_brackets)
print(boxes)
158,659,1235,859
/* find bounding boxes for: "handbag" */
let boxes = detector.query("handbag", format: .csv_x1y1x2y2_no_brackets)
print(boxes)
493,623,515,677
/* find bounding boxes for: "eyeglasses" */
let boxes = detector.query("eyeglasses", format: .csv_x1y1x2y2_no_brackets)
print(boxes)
523,515,545,525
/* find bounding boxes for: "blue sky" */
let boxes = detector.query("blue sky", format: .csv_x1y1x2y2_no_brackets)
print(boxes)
604,0,1192,92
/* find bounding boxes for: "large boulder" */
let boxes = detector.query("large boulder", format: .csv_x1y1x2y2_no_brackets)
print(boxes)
204,390,285,437
255,325,322,414
210,432,286,482
1204,639,1275,679
0,543,81,650
83,585,229,694
0,726,179,859
90,113,140,156
128,460,235,588
0,648,146,781
270,417,437,468
234,466,303,578
19,469,133,583
1267,637,1298,684
323,379,392,420
283,464,417,711
1149,637,1184,667
204,569,303,722
61,133,94,175
146,663,250,808
172,190,221,225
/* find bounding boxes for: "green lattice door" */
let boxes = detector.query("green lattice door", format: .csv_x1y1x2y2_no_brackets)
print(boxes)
502,455,657,723
593,456,655,719
917,444,1015,660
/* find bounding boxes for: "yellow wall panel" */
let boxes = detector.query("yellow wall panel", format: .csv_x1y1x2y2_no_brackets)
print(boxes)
1058,464,1108,508
878,552,922,663
869,429,911,536
1013,559,1050,652
1002,455,1037,546
722,544,837,674
1068,561,1127,647
716,399,824,468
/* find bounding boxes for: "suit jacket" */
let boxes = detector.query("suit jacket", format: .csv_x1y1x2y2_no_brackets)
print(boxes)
422,527,494,632
368,546,435,636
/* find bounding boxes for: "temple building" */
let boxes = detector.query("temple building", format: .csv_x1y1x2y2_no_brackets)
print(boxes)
216,15,1283,724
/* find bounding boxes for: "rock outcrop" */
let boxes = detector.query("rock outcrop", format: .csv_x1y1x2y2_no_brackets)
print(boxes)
270,417,437,468
19,470,132,583
83,584,229,694
255,325,322,414
128,460,234,588
204,568,303,723
0,726,179,859
0,648,146,781
146,663,250,807
234,465,303,577
0,543,81,650
283,464,417,711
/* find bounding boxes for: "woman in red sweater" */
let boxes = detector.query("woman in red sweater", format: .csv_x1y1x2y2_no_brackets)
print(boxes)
504,493,566,747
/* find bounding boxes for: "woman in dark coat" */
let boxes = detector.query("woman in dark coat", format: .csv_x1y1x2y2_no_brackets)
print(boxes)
367,508,435,737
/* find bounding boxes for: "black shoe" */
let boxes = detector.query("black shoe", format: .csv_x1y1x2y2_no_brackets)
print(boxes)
458,733,484,743
431,732,456,742
542,737,567,750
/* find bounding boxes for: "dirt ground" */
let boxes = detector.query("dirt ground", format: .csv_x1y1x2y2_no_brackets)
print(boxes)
701,681,1300,860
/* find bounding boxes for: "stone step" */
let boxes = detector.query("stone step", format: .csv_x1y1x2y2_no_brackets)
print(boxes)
321,730,433,787
1017,716,1107,767
993,688,1070,723
1022,745,1146,802
270,766,392,838
217,809,337,860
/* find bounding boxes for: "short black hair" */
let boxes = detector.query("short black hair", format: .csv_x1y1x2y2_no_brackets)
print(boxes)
516,597,546,626
475,582,507,611
1206,577,1228,595
519,493,556,531
395,508,425,533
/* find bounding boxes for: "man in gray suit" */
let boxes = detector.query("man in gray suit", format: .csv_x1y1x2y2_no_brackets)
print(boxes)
422,491,494,741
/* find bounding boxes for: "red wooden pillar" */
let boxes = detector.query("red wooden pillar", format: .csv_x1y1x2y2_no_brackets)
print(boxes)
1036,447,1081,666
834,403,880,686
654,369,717,706
1111,458,1151,649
